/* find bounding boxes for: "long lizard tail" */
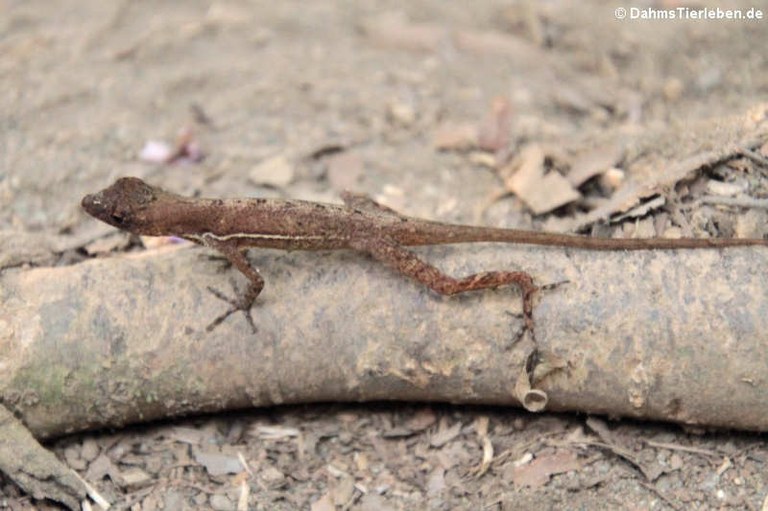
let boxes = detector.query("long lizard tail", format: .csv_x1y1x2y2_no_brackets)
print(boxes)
394,220,768,250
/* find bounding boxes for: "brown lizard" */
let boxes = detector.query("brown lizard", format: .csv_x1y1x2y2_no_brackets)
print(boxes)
82,177,767,332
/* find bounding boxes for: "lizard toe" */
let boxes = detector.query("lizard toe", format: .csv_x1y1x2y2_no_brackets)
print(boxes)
205,278,259,333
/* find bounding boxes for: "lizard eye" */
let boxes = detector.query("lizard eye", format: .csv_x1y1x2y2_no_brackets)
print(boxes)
110,213,124,225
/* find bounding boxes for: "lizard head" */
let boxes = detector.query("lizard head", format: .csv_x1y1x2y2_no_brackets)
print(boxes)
82,177,175,236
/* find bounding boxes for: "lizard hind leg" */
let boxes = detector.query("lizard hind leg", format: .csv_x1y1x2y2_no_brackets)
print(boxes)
349,237,538,334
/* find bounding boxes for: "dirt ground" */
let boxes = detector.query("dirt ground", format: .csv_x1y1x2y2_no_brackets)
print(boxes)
2,0,768,509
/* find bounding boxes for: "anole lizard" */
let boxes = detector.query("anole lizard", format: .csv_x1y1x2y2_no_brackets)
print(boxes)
82,177,767,332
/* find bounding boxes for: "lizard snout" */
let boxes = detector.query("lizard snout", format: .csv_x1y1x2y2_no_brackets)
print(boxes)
81,192,106,217
81,190,126,227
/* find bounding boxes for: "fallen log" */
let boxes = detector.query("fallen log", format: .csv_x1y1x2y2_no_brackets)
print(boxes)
1,241,766,438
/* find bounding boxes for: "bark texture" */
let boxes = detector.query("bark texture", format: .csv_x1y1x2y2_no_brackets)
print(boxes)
1,242,766,438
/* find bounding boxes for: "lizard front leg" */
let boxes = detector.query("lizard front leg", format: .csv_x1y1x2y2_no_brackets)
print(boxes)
200,235,264,333
349,236,538,334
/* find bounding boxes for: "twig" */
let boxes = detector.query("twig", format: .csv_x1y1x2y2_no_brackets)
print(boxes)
740,148,768,168
699,195,768,210
71,470,111,510
643,439,720,458
567,440,658,481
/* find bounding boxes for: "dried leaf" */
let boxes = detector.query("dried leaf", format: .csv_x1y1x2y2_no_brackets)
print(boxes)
505,144,580,214
84,453,119,481
115,467,152,490
568,103,768,230
585,417,613,444
328,476,356,507
510,450,581,488
612,196,666,223
472,416,494,477
257,425,301,440
429,420,462,448
567,143,625,187
260,466,286,488
168,426,206,445
406,408,437,432
193,449,243,476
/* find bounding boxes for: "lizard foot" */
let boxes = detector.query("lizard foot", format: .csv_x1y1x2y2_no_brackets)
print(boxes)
206,277,258,333
503,279,568,345
503,310,528,346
